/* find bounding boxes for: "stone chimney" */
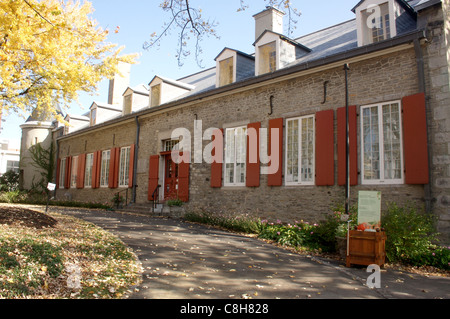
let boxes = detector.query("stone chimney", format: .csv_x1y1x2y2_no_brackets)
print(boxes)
108,61,131,105
253,6,285,41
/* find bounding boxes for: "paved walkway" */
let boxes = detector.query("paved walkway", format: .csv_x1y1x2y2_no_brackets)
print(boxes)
47,207,449,300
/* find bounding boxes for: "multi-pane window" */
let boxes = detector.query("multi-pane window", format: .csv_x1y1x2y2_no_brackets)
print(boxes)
70,156,78,188
84,153,94,188
219,57,234,86
164,139,180,152
123,95,132,115
118,146,131,187
224,126,247,186
285,115,315,185
151,84,161,107
362,2,391,44
100,150,110,187
371,3,390,43
259,41,276,75
6,160,19,174
90,108,97,126
361,101,403,184
59,158,66,189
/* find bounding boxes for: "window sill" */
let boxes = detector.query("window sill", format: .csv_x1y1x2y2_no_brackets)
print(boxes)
284,182,315,187
361,180,404,186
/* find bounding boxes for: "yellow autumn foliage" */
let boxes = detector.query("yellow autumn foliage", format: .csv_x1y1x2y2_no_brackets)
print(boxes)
0,0,137,121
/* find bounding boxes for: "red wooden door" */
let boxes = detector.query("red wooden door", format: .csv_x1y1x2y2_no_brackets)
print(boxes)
164,154,178,200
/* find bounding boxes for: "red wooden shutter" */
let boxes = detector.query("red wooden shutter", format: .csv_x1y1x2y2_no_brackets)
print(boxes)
211,129,223,188
108,149,115,188
77,153,86,189
109,148,120,189
402,93,429,184
96,151,102,188
267,118,283,186
148,155,160,200
92,151,100,189
56,158,61,189
315,110,335,186
114,148,120,188
337,106,358,186
246,122,261,187
128,144,136,188
65,156,72,189
178,151,190,202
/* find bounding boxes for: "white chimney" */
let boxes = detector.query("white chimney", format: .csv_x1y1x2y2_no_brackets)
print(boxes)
253,6,285,41
108,62,131,105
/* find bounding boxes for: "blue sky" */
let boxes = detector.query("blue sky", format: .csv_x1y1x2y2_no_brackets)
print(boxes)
0,0,358,144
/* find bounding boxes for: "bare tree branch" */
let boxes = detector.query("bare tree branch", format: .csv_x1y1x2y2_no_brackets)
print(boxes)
23,0,54,27
144,1,301,68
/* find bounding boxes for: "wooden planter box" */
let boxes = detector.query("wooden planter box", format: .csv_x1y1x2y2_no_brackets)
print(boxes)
346,230,386,267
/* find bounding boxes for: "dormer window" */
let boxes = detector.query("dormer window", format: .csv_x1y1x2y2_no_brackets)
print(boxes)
219,57,234,86
254,31,311,76
123,94,132,115
258,41,277,74
150,84,161,107
215,48,255,88
361,2,391,44
149,76,194,107
90,108,97,126
353,0,416,47
122,85,149,115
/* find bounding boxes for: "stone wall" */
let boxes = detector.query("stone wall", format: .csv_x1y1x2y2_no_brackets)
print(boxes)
175,49,423,223
57,47,427,225
56,120,136,204
419,1,450,243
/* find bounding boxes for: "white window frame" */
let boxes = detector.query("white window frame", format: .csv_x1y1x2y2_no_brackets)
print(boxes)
6,160,20,174
218,57,234,87
100,150,110,188
150,84,161,107
258,41,277,75
90,108,97,126
59,158,66,189
355,0,397,47
224,126,247,187
84,153,94,188
70,156,78,188
118,146,131,188
360,100,404,185
285,115,315,186
215,49,237,88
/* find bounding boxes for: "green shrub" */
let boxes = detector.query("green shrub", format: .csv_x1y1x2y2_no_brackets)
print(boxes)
382,203,439,265
259,220,322,251
0,190,23,203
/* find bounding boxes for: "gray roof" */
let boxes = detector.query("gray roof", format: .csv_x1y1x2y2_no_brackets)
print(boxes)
170,0,436,100
59,0,437,140
352,0,415,13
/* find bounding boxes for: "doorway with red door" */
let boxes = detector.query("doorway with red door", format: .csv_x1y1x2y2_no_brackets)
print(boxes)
163,153,179,200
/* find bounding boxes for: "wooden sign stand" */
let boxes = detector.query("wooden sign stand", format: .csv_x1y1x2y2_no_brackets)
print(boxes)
346,230,386,267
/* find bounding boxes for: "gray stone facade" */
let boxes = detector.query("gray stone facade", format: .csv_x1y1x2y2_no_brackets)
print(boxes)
42,1,449,243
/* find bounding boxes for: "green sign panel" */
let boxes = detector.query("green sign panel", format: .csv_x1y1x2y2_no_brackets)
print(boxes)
358,191,382,228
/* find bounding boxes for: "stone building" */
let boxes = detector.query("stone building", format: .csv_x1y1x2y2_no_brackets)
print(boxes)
21,0,450,242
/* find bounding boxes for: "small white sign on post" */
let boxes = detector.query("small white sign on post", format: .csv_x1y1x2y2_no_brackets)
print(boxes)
47,183,56,191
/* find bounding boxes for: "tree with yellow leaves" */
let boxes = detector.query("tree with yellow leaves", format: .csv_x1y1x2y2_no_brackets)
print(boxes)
0,0,137,122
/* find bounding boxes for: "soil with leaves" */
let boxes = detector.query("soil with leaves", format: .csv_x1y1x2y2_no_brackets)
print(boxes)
0,205,142,299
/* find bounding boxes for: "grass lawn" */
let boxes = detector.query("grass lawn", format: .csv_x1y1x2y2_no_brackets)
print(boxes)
0,204,142,299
